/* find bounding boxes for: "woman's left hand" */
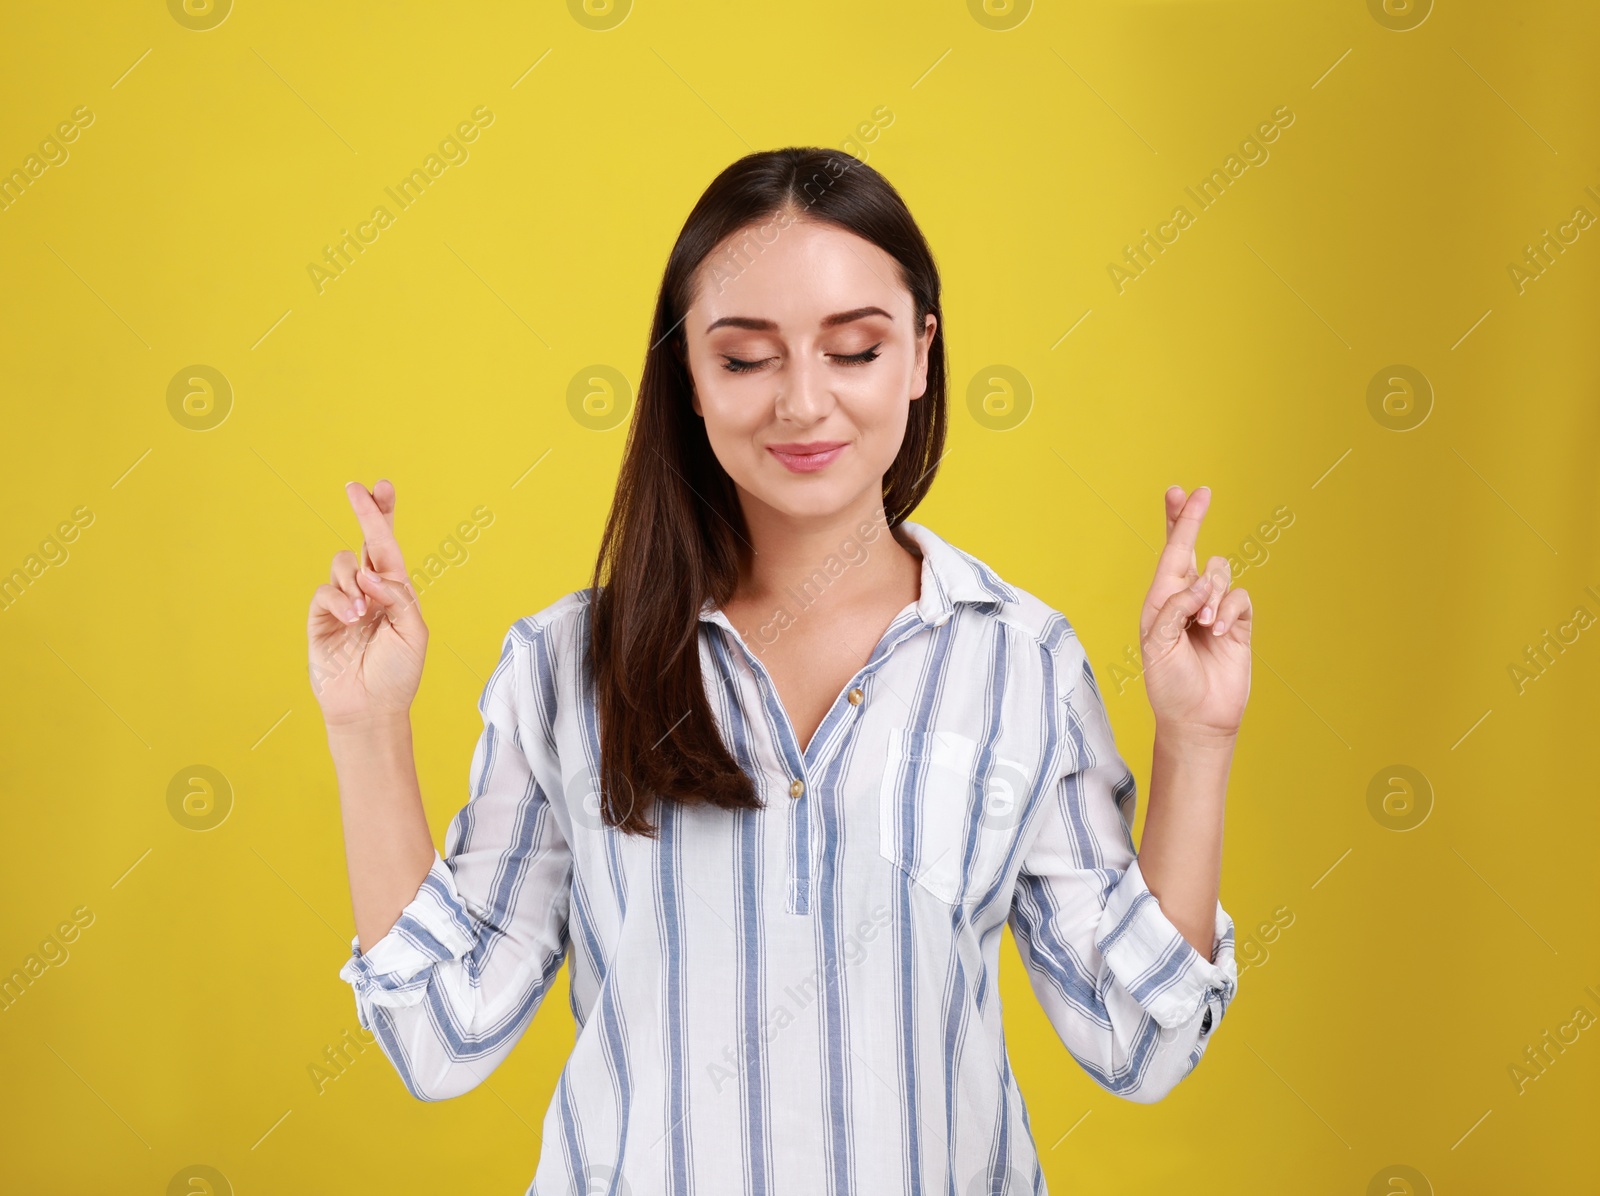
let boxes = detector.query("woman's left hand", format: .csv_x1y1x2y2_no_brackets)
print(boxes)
1139,485,1253,739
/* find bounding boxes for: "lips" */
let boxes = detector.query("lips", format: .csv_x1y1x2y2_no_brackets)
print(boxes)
767,441,848,473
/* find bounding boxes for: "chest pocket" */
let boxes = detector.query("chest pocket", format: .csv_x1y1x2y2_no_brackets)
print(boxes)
878,726,1036,906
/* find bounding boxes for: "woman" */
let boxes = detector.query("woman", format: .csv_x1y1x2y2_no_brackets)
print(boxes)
308,147,1250,1194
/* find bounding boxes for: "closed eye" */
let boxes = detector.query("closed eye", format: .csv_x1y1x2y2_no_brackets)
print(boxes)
720,343,883,374
834,343,882,366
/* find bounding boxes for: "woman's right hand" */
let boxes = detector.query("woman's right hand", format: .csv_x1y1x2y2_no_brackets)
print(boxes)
307,479,430,728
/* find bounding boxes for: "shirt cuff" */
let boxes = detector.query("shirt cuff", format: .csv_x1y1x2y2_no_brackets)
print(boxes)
337,848,478,1029
1094,857,1238,1031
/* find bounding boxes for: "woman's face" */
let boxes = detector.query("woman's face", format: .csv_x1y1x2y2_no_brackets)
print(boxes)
682,214,936,524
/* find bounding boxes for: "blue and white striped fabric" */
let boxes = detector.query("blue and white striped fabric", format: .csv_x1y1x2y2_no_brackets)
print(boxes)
338,519,1239,1194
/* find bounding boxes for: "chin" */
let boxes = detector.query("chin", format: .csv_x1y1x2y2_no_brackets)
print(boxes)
742,474,859,521
762,490,852,521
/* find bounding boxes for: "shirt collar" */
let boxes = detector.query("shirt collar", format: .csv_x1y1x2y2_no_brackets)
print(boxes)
697,519,1018,630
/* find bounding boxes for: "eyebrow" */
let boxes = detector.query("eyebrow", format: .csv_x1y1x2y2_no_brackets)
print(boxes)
704,305,894,335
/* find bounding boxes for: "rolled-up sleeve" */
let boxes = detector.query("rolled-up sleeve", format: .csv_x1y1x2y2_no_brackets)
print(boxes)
1008,641,1238,1103
337,620,573,1101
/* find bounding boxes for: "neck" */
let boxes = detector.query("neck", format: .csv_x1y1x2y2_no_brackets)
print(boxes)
730,488,920,620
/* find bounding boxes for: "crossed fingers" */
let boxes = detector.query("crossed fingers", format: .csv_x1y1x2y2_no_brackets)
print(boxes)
346,479,399,575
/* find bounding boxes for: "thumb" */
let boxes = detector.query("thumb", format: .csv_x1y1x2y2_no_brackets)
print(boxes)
1144,573,1208,660
356,567,427,641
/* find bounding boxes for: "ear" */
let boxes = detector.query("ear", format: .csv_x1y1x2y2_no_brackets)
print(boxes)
909,311,936,401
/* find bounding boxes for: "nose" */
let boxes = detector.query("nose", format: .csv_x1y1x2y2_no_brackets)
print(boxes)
775,349,830,423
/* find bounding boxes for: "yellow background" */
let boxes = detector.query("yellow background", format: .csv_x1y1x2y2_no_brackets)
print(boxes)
2,1,1596,1192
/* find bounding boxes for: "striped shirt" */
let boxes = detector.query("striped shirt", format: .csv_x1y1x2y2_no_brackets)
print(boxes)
338,518,1239,1194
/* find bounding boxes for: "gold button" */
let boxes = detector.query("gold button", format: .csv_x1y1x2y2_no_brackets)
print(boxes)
848,687,864,705
789,778,805,799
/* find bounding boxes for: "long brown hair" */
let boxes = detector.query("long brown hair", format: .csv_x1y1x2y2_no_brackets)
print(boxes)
586,146,948,836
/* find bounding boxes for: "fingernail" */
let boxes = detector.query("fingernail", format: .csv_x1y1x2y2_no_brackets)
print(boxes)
356,596,367,615
344,607,356,622
1213,620,1226,635
1200,605,1213,622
